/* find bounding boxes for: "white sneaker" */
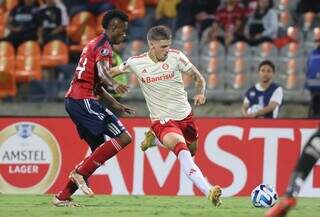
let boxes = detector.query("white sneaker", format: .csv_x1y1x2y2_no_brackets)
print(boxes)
69,170,94,197
52,196,80,207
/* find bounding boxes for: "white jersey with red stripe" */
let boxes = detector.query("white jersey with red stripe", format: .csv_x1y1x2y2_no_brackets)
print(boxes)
119,49,193,121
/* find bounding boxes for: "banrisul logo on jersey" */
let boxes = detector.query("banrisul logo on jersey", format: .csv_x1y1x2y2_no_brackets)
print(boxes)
0,122,61,193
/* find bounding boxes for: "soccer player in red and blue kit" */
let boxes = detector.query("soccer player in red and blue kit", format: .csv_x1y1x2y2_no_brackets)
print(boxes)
53,10,134,207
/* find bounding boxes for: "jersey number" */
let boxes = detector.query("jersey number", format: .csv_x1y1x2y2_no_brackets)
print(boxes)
76,57,88,79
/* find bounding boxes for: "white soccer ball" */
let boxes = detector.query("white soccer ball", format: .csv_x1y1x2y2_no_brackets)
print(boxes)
247,104,263,114
251,184,278,208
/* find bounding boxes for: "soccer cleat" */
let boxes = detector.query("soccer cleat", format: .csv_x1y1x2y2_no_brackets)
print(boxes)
208,185,222,207
140,130,156,151
264,197,297,217
52,196,80,207
69,170,94,197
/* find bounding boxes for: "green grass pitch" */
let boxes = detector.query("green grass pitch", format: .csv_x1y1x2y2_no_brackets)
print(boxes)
0,194,320,217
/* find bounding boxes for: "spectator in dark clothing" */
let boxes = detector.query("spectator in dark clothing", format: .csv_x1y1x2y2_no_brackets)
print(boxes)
174,0,221,34
192,0,221,36
37,0,65,45
2,0,38,48
296,0,320,31
214,0,248,46
305,30,320,118
174,0,194,32
64,0,115,16
245,0,277,46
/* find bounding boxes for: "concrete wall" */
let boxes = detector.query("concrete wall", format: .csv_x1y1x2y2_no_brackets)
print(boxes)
0,101,309,118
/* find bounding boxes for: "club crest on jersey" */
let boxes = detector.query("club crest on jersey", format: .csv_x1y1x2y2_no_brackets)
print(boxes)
100,48,109,56
162,63,169,70
249,91,256,98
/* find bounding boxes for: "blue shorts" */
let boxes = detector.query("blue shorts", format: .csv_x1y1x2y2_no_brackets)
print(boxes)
65,98,126,151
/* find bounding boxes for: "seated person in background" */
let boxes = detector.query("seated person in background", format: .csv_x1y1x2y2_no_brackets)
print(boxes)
215,0,248,46
2,0,38,48
37,0,65,45
241,60,283,118
245,0,278,46
201,21,224,44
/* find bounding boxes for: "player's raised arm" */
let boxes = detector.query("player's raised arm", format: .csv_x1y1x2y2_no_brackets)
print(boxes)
95,85,135,115
96,60,128,94
185,65,207,106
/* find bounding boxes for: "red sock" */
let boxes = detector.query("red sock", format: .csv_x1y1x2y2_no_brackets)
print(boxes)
56,156,91,200
77,139,122,177
56,180,78,200
173,142,189,156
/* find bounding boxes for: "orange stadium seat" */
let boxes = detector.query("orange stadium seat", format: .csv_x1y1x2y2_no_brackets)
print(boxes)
279,10,292,27
232,72,247,89
69,26,97,52
16,41,41,61
0,41,15,59
4,0,18,11
0,67,17,98
285,73,298,90
207,73,220,89
259,42,277,58
175,25,198,42
0,11,8,38
42,40,69,68
203,40,225,57
15,56,42,83
228,41,251,58
230,58,248,74
67,11,96,43
206,58,219,74
15,41,42,82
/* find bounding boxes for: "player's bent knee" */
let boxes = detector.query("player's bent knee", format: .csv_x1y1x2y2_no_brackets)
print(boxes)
117,131,132,147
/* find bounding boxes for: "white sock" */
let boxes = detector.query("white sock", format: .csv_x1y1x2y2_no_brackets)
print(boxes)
178,150,211,196
153,137,166,148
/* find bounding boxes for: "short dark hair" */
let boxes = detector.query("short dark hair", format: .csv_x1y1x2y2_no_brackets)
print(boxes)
258,60,275,72
102,10,128,30
147,25,172,41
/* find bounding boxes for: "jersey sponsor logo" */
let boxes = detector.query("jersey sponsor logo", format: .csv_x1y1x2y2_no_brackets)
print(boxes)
0,122,61,193
142,69,147,74
141,71,174,84
162,63,169,70
100,48,109,56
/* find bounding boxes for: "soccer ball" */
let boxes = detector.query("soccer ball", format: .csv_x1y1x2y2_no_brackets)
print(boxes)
251,184,278,208
247,104,263,114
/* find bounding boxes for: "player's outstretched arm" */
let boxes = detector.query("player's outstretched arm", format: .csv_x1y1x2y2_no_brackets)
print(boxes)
241,102,250,117
185,65,206,106
110,66,128,77
95,85,135,115
97,60,128,94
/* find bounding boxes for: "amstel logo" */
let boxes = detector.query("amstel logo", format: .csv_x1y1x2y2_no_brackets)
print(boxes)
0,122,61,193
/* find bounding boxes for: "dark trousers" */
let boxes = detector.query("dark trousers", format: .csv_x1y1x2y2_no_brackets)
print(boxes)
309,92,320,118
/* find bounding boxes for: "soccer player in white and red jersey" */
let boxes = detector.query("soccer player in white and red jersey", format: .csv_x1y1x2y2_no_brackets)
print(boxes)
53,10,134,207
111,25,222,206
